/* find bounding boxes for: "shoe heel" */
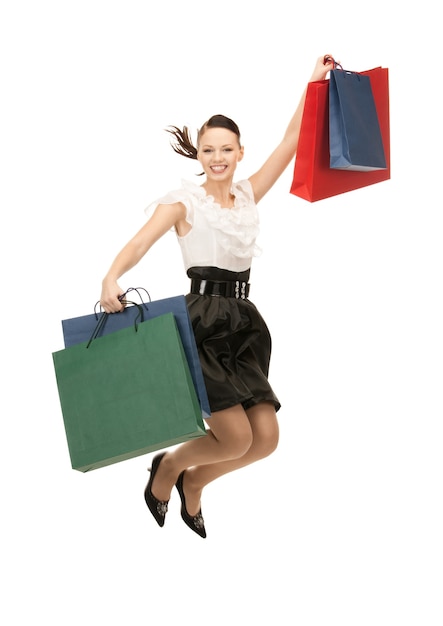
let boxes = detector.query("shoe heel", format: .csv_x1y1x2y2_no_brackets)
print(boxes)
144,453,169,527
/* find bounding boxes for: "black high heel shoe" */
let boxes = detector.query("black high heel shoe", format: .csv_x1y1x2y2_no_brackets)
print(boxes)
144,452,169,527
175,471,206,539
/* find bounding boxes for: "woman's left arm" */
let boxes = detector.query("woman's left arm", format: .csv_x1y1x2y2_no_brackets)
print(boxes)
249,55,334,203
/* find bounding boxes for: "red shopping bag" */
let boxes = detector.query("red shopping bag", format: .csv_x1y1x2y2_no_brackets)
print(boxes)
290,66,390,202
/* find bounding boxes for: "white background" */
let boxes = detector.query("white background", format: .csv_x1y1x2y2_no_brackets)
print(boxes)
1,1,442,624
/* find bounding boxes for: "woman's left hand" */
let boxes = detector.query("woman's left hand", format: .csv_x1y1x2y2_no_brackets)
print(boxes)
310,55,336,82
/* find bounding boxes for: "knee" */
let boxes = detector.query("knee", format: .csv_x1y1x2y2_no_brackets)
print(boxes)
254,427,279,459
208,405,254,459
248,406,280,459
229,428,254,459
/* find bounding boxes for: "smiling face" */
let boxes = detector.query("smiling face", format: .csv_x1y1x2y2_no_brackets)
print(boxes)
197,127,244,183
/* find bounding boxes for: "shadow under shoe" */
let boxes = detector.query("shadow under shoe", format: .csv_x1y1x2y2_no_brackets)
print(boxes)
144,452,169,527
175,471,207,539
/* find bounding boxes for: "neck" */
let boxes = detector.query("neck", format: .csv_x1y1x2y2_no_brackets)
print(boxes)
202,180,234,207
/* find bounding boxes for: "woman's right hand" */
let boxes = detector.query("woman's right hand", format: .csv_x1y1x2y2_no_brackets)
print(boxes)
100,279,126,314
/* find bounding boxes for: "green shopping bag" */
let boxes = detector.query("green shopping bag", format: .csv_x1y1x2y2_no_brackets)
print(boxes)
52,312,207,472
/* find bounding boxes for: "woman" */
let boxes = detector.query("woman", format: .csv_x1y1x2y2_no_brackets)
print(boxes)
100,55,335,538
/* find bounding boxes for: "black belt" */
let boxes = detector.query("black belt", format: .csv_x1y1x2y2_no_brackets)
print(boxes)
190,278,250,299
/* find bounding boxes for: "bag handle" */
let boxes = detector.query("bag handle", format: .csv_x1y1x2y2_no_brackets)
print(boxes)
324,55,343,71
93,287,152,319
324,56,362,78
86,300,144,349
123,287,151,304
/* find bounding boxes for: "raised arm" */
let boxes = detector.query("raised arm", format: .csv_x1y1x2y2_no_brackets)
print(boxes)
100,202,186,313
248,55,334,203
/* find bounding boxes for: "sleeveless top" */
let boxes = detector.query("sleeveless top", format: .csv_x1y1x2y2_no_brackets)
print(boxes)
145,179,261,273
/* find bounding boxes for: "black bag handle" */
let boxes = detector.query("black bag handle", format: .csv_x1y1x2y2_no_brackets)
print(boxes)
86,300,144,349
123,287,151,305
93,287,151,319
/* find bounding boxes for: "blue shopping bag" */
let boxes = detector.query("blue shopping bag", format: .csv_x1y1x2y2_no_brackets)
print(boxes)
329,65,387,171
61,290,211,419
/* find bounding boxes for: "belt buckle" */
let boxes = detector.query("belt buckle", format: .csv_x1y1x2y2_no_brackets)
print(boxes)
235,280,247,299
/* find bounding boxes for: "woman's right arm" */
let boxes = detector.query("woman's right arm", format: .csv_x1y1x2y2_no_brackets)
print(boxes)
100,202,185,313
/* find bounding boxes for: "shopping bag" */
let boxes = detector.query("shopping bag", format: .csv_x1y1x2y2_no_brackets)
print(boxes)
329,66,386,171
62,290,210,419
290,66,390,202
52,312,207,472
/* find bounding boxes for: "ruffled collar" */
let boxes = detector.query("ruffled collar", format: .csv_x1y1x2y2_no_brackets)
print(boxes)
181,179,261,259
181,179,249,211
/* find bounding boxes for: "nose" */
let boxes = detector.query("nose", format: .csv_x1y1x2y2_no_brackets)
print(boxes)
212,150,224,162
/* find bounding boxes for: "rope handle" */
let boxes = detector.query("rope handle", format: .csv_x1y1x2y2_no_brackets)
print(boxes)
93,287,152,319
324,56,343,71
324,56,361,77
86,300,144,349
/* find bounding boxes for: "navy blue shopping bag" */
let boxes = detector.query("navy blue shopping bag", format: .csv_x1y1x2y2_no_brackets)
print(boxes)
61,290,211,419
329,65,387,171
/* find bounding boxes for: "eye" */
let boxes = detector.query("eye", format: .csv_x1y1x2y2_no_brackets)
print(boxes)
203,149,213,153
223,148,233,152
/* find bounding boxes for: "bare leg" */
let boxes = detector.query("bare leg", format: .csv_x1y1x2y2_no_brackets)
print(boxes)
150,402,279,515
183,402,279,514
150,403,254,503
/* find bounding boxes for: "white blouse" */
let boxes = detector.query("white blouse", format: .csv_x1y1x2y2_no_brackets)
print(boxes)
145,179,261,273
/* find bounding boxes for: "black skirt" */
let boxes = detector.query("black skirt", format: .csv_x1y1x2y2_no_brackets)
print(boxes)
186,267,281,414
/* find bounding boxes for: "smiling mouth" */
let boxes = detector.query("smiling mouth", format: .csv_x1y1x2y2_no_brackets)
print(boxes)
210,165,227,173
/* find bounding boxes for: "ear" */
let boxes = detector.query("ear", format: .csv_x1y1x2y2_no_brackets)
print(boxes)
238,146,244,162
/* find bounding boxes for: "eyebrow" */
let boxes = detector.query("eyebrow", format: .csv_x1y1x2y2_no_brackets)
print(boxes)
200,143,234,148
